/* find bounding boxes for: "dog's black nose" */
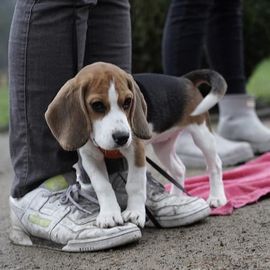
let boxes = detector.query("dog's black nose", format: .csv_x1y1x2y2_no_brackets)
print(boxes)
112,132,129,146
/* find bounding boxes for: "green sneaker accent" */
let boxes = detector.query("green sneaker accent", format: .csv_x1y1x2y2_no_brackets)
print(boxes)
28,214,52,228
43,175,69,191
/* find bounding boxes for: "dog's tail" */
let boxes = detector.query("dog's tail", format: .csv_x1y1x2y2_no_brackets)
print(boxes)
184,69,227,116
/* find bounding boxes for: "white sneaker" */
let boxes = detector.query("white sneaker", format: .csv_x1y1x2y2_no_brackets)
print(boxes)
9,176,141,252
108,172,210,228
145,174,210,227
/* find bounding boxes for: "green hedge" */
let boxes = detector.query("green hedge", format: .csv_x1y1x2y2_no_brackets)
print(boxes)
244,0,270,77
0,85,9,131
131,0,169,73
131,0,270,77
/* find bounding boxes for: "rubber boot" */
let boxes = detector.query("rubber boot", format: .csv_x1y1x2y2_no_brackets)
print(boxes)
218,94,270,153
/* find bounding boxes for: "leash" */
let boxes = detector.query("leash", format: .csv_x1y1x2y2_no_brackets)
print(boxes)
145,156,188,228
118,156,187,228
146,156,187,194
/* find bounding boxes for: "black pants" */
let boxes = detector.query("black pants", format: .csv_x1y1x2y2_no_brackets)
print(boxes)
162,0,246,94
9,0,131,198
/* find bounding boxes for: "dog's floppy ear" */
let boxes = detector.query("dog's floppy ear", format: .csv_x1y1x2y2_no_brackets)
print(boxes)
45,78,91,151
127,74,152,140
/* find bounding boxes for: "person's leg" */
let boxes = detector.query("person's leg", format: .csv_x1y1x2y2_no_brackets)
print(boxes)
162,0,213,75
83,0,131,72
206,0,245,94
9,0,141,251
9,0,78,199
162,0,253,168
207,0,270,153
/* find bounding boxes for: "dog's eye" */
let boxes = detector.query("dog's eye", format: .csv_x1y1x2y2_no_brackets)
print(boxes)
123,98,132,110
91,101,106,113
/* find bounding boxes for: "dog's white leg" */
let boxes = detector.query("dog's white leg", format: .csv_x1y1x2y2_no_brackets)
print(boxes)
152,132,186,196
187,122,227,207
79,141,123,228
120,142,147,228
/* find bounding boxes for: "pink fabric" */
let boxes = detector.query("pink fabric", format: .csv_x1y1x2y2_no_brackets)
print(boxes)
165,153,270,215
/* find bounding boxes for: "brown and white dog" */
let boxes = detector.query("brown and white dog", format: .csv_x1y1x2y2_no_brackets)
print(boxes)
45,62,227,228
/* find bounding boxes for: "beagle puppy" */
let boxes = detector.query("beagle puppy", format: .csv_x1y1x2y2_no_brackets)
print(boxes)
45,62,227,228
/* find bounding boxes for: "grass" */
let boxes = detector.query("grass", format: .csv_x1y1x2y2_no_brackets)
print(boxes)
0,84,9,131
247,58,270,103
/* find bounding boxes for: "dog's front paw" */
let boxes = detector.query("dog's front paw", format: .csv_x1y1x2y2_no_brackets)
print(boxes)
96,210,124,228
122,208,146,228
207,195,227,208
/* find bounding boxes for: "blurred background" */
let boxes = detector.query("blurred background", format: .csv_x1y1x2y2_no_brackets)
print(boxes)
1,0,270,131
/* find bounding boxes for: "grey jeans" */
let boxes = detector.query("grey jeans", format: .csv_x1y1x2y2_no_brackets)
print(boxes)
9,0,131,198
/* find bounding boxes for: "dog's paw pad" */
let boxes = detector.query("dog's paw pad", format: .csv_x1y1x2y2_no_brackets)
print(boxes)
96,212,124,228
122,210,145,228
207,195,227,208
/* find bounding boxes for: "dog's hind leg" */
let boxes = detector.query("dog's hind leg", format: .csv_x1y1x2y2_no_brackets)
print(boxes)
186,122,227,207
151,132,186,196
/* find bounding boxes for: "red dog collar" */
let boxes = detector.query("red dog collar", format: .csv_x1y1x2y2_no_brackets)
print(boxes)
98,147,124,159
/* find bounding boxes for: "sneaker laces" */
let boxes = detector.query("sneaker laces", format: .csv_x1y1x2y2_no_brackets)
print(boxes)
146,174,166,197
46,183,99,215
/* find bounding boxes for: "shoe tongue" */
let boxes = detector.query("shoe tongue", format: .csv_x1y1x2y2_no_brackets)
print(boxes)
41,175,69,192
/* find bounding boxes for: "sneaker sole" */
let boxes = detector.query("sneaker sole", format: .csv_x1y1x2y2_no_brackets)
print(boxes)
10,225,141,252
145,204,210,228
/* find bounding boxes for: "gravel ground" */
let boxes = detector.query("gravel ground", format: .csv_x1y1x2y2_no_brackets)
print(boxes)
1,128,270,270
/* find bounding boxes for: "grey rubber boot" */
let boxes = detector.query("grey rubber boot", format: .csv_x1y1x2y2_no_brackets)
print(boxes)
218,94,270,153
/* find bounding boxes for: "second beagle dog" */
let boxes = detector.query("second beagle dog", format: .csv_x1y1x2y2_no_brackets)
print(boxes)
45,62,227,228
